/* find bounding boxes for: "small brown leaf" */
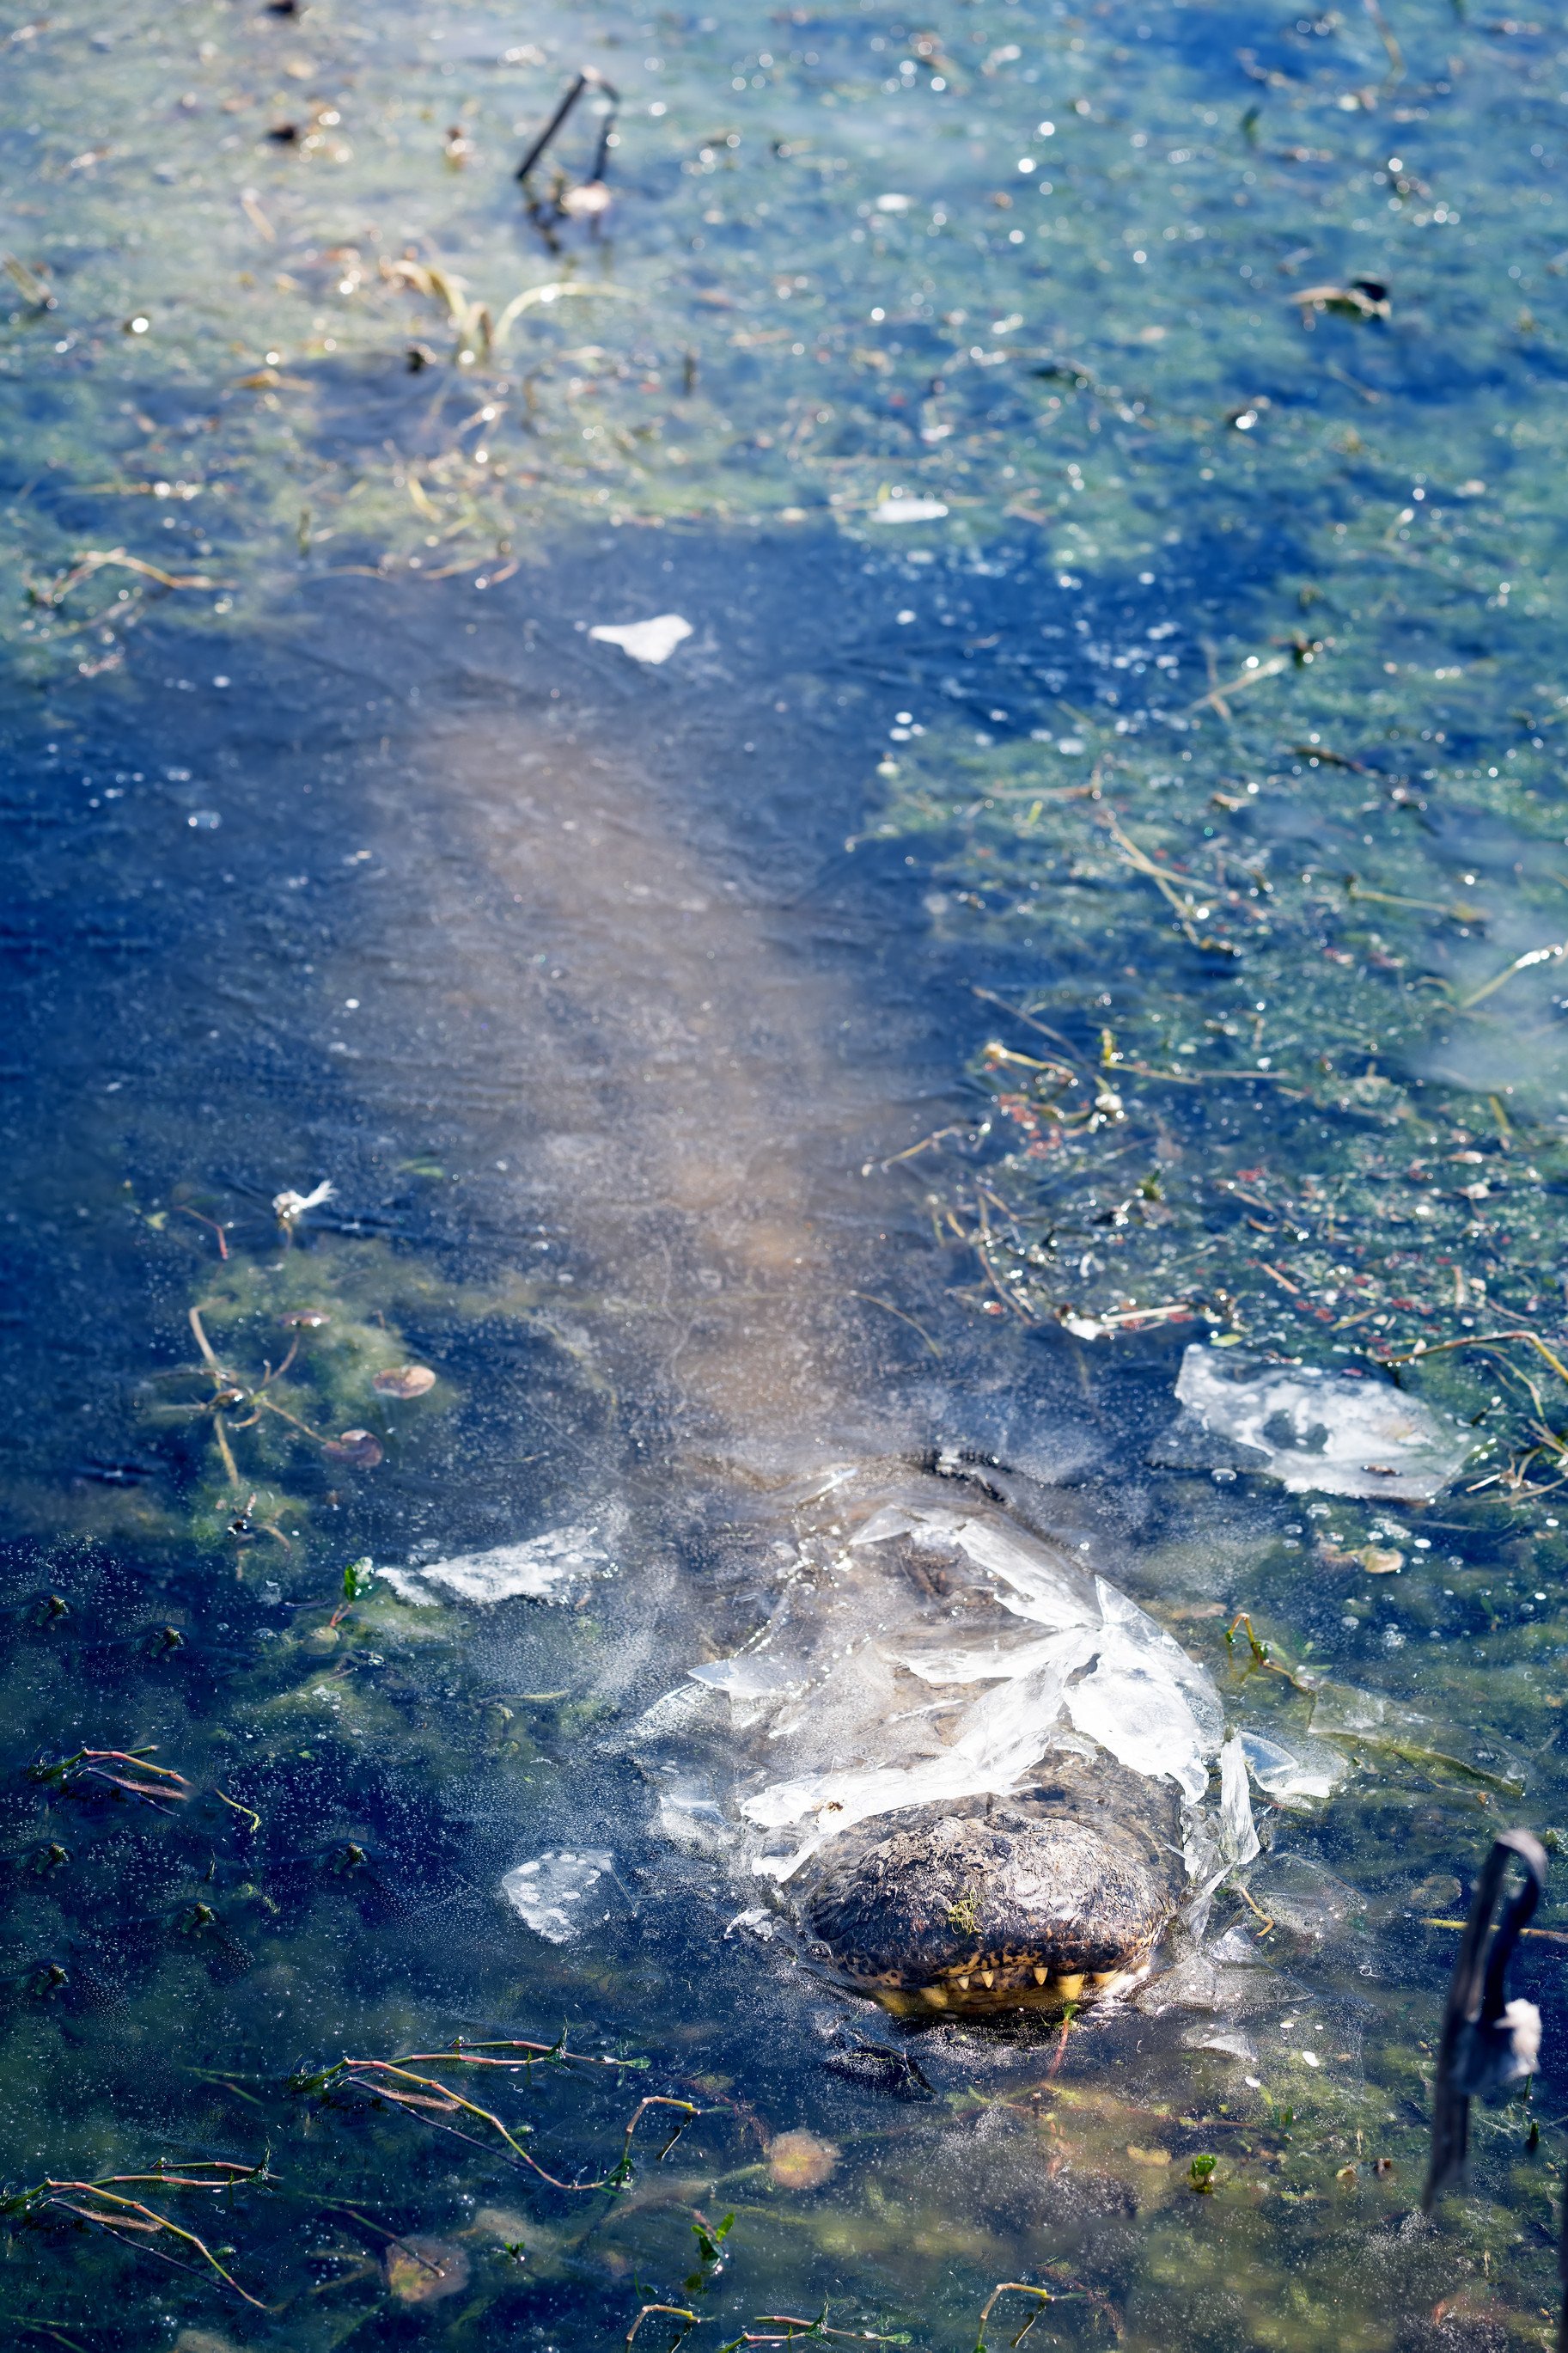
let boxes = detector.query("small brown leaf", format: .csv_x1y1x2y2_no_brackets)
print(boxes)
324,1429,382,1468
373,1365,436,1399
768,2129,839,2191
385,2237,470,2305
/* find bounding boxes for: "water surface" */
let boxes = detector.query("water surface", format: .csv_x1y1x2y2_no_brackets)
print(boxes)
5,2,1568,2348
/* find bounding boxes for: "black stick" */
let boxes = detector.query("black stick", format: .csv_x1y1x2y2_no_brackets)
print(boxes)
516,71,589,181
1423,1828,1548,2213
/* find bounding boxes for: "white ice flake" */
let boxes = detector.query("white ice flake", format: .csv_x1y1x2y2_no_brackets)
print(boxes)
1161,1345,1468,1500
588,614,692,663
868,496,949,524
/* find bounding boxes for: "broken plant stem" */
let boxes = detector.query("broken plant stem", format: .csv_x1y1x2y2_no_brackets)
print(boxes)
1386,1329,1568,1389
3,2167,272,2309
627,2307,699,2348
974,2284,1053,2353
39,548,223,607
29,1748,192,1806
1457,941,1568,1012
296,2058,699,2191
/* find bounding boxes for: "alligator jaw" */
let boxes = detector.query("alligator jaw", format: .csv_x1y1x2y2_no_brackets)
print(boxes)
801,1790,1183,2019
864,1961,1147,2018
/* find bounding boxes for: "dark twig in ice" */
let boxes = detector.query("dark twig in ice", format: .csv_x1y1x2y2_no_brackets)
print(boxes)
1423,1828,1547,2212
516,69,619,186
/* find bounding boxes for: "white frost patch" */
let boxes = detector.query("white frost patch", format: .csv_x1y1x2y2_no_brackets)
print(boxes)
588,614,692,664
868,496,949,524
395,1526,607,1605
377,1568,440,1607
501,1850,617,1943
1166,1345,1468,1500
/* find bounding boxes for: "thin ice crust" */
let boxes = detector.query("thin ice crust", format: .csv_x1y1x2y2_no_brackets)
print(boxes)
625,1466,1256,2019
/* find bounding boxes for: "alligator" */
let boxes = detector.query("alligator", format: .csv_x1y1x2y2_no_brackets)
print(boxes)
637,1464,1255,2017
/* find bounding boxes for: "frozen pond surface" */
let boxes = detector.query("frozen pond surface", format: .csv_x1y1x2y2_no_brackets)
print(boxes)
7,0,1568,2347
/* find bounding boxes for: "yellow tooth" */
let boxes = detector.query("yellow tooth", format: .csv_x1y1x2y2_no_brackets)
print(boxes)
955,1975,970,1991
1090,1970,1126,1991
1034,1966,1049,1985
979,1970,995,1989
1057,1973,1085,2000
921,1984,949,2008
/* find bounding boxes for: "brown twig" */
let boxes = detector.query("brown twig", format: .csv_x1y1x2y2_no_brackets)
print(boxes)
1385,1329,1568,1388
174,1206,229,1260
309,2058,699,2191
38,548,223,607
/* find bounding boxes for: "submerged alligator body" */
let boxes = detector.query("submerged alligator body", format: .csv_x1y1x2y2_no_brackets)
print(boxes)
637,1466,1256,2016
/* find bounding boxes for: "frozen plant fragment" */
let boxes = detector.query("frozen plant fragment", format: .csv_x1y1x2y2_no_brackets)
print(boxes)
372,1364,436,1397
588,614,692,663
501,1849,618,1942
1156,1346,1468,1500
384,2238,472,2303
768,2129,840,2189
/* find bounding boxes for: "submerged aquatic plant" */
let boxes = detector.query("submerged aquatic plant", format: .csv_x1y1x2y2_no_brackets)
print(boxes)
131,1223,455,1553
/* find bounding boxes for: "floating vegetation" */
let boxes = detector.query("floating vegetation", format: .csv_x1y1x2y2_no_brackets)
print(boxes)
872,698,1568,1506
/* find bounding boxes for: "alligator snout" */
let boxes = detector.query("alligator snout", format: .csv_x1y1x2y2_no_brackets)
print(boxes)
802,1789,1183,2016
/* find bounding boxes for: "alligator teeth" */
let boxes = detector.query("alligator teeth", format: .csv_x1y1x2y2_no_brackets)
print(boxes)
955,1975,970,1991
979,1970,995,1989
1034,1966,1049,1985
921,1984,949,2008
1057,1973,1085,2000
1090,1969,1129,1993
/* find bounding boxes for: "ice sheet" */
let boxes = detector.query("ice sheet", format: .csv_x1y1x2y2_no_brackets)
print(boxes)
1065,1635,1213,1804
1218,1733,1262,1868
655,1487,1252,1902
1241,1730,1350,1806
1159,1346,1469,1501
744,1632,1100,1877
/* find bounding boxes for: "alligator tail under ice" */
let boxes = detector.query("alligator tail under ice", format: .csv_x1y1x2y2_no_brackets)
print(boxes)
632,1464,1260,2018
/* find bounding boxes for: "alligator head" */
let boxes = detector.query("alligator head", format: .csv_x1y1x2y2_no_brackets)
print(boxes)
800,1757,1186,2015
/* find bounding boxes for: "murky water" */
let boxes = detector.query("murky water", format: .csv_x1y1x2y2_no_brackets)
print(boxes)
7,1,1568,2348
